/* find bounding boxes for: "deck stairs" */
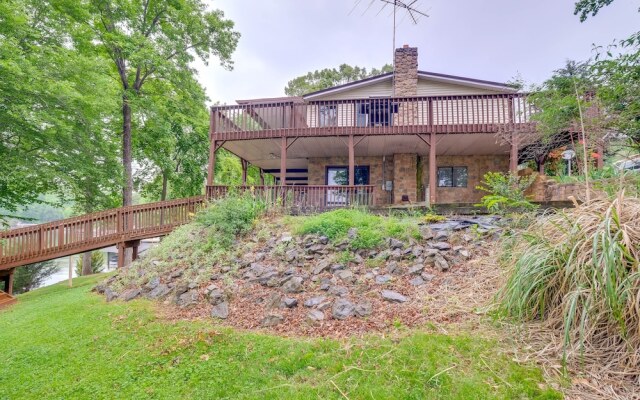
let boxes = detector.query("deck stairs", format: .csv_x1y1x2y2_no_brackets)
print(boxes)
0,290,17,309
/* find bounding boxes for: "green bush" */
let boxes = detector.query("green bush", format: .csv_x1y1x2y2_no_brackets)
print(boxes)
195,193,266,249
476,172,538,214
75,252,105,276
296,208,419,250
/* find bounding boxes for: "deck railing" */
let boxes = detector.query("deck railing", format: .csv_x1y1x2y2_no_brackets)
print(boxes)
0,196,204,270
212,93,535,140
206,185,375,211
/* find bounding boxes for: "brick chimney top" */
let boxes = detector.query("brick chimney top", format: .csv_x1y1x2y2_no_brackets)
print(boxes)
394,46,418,96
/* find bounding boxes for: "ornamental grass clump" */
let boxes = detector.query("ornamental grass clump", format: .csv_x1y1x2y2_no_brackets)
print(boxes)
500,191,640,373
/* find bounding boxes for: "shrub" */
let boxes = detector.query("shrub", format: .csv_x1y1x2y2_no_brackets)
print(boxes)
476,172,538,213
296,208,419,250
196,193,266,249
13,261,58,294
75,252,105,276
499,191,640,372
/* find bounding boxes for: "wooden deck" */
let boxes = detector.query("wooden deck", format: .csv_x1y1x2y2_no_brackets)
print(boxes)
0,196,205,271
211,93,536,141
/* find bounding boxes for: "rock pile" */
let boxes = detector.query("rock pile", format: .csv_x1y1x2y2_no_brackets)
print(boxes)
96,217,500,335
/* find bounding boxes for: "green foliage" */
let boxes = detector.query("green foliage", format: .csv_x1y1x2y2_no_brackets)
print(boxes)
0,274,559,399
12,261,59,294
0,0,121,222
499,193,640,370
75,252,105,276
574,0,616,22
195,194,267,249
295,209,420,250
476,172,538,213
285,63,393,96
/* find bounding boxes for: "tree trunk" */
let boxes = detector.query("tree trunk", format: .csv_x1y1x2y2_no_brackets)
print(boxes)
82,252,93,276
161,171,168,201
122,94,133,266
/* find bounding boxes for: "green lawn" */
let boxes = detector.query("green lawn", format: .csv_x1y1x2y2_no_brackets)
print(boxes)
0,275,560,400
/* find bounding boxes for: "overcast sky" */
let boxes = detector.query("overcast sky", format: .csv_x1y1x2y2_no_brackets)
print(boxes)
196,0,639,104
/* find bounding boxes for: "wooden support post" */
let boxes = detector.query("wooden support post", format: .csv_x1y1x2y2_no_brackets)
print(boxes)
509,131,519,173
429,131,437,206
7,268,14,296
207,108,217,186
348,135,355,186
117,242,125,269
280,137,287,186
241,159,248,185
131,240,140,261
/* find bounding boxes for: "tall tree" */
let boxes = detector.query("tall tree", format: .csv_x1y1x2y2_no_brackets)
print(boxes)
134,74,210,201
285,64,393,96
58,0,239,209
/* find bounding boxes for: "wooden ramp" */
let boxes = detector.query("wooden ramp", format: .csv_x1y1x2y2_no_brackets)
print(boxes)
0,290,17,309
1,196,205,273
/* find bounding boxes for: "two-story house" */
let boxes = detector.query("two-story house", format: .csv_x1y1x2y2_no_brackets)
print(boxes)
207,45,536,209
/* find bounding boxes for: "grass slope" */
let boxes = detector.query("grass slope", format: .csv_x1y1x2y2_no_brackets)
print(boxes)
0,276,560,400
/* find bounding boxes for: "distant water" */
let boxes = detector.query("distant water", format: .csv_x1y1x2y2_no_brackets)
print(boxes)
40,240,158,288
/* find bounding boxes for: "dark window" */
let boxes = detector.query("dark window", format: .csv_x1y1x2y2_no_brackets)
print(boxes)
319,105,337,127
326,166,370,185
437,167,468,187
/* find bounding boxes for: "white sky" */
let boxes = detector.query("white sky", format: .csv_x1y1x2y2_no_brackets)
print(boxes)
196,0,639,104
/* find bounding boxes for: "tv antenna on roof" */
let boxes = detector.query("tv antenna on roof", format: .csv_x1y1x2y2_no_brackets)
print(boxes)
353,0,429,94
378,0,428,66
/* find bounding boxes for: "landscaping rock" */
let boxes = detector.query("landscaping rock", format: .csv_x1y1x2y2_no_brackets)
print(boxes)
177,290,199,308
174,283,189,296
354,301,373,317
147,284,171,300
105,288,118,302
282,298,298,308
120,288,141,302
332,299,355,320
419,226,434,240
330,264,346,272
304,296,327,308
261,314,284,327
388,238,404,250
328,286,348,297
431,242,452,251
208,288,225,305
347,227,358,239
421,272,435,282
435,255,449,272
312,261,330,275
409,276,425,286
335,269,355,283
211,302,229,319
169,270,183,279
306,310,324,324
145,277,160,291
375,274,392,284
408,264,424,275
386,261,399,274
282,276,304,293
381,290,408,303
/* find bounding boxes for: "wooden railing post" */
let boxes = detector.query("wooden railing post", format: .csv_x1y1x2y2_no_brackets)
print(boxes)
38,226,44,252
58,224,65,249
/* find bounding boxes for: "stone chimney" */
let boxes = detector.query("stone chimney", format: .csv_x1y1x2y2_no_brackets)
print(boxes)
393,45,418,96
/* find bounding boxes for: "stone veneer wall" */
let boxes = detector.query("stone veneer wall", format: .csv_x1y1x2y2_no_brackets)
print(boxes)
393,154,418,203
422,155,510,204
307,156,394,206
